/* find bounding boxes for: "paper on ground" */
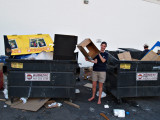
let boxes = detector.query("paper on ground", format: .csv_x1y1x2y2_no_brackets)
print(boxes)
84,83,92,88
113,109,125,118
96,91,107,98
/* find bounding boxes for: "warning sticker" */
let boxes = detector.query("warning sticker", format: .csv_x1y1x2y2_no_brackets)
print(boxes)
11,62,23,69
136,72,158,81
120,63,131,69
25,73,50,81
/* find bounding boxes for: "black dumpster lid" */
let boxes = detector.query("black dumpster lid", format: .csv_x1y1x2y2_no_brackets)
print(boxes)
118,48,142,52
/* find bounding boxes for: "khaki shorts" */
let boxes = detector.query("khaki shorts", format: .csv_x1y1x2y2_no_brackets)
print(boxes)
92,71,106,83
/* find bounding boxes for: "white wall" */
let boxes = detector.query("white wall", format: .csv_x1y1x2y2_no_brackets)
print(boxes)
0,0,160,67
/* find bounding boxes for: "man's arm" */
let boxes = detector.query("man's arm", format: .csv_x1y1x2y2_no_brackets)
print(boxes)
85,58,97,64
99,54,106,63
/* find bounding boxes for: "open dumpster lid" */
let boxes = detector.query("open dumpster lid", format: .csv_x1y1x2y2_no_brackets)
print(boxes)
118,48,142,52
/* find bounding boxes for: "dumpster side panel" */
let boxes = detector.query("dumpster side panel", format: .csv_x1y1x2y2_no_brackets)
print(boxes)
7,59,77,99
106,51,160,100
8,71,76,86
9,87,75,98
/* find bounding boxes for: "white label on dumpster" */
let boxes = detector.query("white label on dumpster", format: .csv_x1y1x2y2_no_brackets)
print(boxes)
136,72,158,81
25,73,50,81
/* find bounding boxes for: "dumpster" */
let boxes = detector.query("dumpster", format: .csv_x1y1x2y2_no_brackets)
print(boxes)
105,48,160,102
6,59,77,100
4,34,78,102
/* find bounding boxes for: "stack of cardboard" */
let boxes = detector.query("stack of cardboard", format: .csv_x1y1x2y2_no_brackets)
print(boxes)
118,52,138,61
118,50,160,61
141,50,160,61
118,52,132,61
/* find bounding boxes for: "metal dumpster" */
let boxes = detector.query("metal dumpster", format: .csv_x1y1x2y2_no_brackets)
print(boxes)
6,59,77,101
105,48,160,101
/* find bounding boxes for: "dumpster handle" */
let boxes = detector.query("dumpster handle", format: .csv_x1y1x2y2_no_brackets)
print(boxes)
153,66,160,70
27,81,32,98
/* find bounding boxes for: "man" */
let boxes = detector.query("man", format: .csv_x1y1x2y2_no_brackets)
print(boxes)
140,44,150,59
157,50,160,55
85,42,108,104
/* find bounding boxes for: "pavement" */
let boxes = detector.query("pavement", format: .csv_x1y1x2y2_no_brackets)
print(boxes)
0,79,160,120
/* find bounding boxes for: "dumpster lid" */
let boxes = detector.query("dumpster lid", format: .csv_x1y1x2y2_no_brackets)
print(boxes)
53,34,78,60
118,48,142,52
118,48,141,52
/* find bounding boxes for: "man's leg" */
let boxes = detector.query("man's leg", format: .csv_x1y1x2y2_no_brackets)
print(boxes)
88,81,97,101
97,82,103,104
97,72,106,104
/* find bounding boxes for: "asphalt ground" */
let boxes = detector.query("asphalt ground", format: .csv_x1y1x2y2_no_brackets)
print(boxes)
0,78,160,120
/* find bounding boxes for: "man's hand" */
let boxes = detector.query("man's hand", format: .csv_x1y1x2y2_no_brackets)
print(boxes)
99,54,106,63
85,57,97,64
85,57,89,61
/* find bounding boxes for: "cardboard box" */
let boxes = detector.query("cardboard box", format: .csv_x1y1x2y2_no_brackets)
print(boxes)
118,52,132,61
77,39,100,60
141,50,160,61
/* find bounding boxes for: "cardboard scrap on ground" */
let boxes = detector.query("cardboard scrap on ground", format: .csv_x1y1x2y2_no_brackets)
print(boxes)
141,50,160,61
5,99,20,106
64,101,80,109
0,99,6,102
6,98,49,112
118,52,132,61
84,83,92,88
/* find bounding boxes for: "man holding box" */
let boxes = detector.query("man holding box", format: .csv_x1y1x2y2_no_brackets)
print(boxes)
85,42,108,104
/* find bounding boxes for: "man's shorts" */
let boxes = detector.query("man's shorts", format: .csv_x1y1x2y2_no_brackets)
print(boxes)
92,71,106,83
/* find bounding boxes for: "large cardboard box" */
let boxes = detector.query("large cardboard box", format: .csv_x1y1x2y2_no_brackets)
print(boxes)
77,39,100,60
141,50,160,61
118,51,132,61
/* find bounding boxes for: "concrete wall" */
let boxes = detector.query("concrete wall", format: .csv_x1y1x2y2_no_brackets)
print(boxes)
0,0,160,66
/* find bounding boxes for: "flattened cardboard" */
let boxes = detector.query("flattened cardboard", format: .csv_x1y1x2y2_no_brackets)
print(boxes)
77,39,100,60
141,50,160,61
84,83,92,88
118,52,132,61
64,101,80,109
6,98,49,111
